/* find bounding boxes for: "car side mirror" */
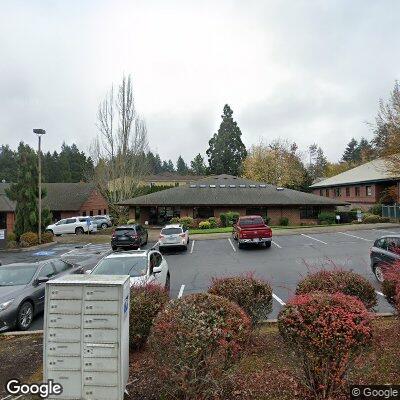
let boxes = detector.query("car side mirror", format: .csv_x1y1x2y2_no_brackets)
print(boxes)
36,276,49,285
153,266,162,274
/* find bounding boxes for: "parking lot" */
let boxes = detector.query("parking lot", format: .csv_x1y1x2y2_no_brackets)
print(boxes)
0,225,399,332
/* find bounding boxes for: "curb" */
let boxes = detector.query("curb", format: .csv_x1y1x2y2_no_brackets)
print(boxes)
0,241,58,253
2,329,43,336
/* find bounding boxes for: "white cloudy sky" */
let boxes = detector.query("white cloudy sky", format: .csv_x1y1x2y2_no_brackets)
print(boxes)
1,0,399,163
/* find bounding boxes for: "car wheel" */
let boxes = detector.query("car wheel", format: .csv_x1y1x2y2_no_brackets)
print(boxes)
238,242,244,249
17,301,34,331
101,223,108,229
165,273,171,294
45,229,54,236
75,227,84,235
112,246,117,251
374,264,385,283
265,241,271,248
183,244,188,251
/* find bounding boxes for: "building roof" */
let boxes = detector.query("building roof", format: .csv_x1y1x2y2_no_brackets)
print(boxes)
142,174,205,182
0,182,98,212
120,174,346,207
310,158,399,189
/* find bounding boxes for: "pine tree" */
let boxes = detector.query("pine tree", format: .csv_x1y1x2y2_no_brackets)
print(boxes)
190,153,207,175
206,104,247,175
176,155,189,175
0,145,18,182
6,142,51,238
166,160,175,172
341,138,359,163
154,154,163,173
357,138,375,162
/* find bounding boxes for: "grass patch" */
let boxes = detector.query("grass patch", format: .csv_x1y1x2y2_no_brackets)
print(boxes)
190,227,233,234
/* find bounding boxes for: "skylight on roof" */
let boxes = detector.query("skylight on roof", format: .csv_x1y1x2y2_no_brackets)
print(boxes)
249,184,256,188
229,184,236,188
209,184,216,188
189,184,197,188
219,184,226,188
239,184,246,188
259,184,266,188
199,184,206,188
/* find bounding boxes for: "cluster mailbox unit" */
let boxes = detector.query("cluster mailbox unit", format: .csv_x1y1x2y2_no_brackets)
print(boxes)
43,275,130,400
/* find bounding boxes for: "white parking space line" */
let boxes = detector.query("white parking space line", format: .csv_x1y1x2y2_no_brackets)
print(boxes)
190,240,195,254
338,232,373,242
272,293,286,306
178,285,185,298
300,233,328,245
227,238,237,252
376,290,385,297
374,229,398,234
272,240,282,249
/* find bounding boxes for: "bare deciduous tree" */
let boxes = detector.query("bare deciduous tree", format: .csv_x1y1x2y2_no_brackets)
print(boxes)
92,75,149,217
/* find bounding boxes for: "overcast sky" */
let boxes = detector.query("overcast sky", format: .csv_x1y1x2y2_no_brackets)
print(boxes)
1,0,399,164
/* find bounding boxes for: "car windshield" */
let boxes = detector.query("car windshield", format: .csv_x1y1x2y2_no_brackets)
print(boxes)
0,264,38,286
161,228,182,235
92,257,147,277
239,217,264,226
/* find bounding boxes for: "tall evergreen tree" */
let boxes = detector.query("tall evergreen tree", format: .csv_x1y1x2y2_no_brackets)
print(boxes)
206,104,247,175
166,159,175,172
176,155,189,175
0,145,17,182
154,154,163,173
341,138,359,163
190,153,207,175
357,137,375,162
6,142,51,238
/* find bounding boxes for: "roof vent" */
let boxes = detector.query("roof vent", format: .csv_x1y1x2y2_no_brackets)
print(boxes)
199,184,206,188
209,184,216,188
190,184,197,188
276,187,284,191
259,184,266,188
249,184,256,188
229,184,236,188
219,184,226,188
239,184,246,188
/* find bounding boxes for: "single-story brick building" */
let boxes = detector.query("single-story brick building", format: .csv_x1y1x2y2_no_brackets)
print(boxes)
0,182,109,232
310,158,400,210
120,174,345,226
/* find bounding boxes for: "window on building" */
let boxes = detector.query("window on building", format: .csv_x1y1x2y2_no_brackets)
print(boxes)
150,182,156,187
355,187,360,196
90,210,94,216
0,213,6,229
319,189,323,196
175,182,179,187
366,186,372,196
82,211,87,216
345,187,350,196
325,189,329,197
300,206,321,219
245,207,267,219
193,207,214,219
104,209,107,215
334,187,341,197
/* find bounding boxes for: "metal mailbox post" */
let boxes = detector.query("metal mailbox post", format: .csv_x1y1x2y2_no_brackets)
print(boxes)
44,275,130,400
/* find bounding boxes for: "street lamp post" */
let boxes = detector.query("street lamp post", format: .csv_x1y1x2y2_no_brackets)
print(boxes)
33,129,46,244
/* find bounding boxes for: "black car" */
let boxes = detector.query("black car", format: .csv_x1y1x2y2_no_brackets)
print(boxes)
0,259,83,332
111,225,148,251
370,235,400,282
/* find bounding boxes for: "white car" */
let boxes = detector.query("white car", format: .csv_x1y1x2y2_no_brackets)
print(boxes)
46,217,97,236
159,224,189,251
88,250,170,293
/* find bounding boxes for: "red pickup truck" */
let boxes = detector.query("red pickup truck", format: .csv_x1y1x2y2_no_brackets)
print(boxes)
233,215,272,249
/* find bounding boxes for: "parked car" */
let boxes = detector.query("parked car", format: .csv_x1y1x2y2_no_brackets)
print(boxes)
92,215,112,229
233,215,272,249
159,224,189,251
46,217,97,236
370,235,400,282
0,259,83,331
111,224,148,251
88,250,170,293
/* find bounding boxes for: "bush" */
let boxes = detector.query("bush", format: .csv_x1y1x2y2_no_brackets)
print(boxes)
362,213,390,223
208,274,273,324
318,211,336,224
208,217,218,228
296,269,377,310
149,293,251,398
129,283,169,350
127,219,136,224
179,216,195,228
41,232,54,244
170,217,180,224
368,204,382,216
278,292,373,399
337,210,358,223
19,232,39,247
7,232,16,242
264,216,271,225
220,211,240,227
198,221,211,229
382,262,400,309
278,216,289,226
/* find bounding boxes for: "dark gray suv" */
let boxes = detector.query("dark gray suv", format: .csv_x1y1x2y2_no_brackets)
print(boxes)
370,235,400,282
0,259,83,332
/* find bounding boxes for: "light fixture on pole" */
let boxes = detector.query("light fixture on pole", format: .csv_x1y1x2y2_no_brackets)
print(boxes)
33,129,46,244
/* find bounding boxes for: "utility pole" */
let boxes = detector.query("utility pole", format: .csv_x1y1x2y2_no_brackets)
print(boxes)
33,129,46,244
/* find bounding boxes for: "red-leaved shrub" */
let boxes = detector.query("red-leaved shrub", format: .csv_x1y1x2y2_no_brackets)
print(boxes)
129,283,169,350
382,261,400,313
208,274,273,324
296,269,377,310
149,293,251,399
278,292,373,400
